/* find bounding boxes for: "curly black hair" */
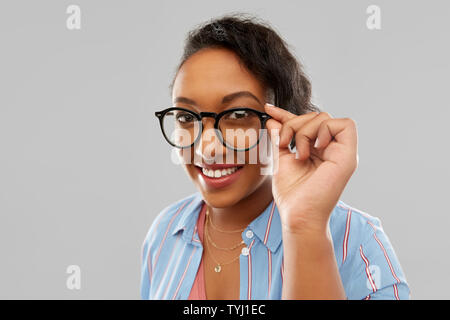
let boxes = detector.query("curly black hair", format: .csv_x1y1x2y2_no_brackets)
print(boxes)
169,12,320,117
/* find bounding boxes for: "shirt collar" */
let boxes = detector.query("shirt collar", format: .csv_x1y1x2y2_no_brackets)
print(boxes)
171,192,282,253
171,192,204,243
247,198,282,252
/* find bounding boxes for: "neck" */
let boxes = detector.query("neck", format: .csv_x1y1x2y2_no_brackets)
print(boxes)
207,177,273,230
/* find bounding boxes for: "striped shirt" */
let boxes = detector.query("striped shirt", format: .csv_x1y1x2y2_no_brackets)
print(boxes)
140,192,410,300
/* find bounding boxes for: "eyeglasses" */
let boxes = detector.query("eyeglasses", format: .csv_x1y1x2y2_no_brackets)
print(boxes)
154,107,272,151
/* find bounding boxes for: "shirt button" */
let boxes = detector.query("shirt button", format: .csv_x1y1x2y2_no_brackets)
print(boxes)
245,230,254,239
241,247,249,256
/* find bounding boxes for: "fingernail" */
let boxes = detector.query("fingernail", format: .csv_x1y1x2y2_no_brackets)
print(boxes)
265,103,275,107
295,150,300,159
314,137,320,148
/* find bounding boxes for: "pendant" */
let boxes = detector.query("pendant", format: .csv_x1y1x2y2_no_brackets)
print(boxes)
214,264,221,273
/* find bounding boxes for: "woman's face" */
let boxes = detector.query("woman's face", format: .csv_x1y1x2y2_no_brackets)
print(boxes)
171,48,272,208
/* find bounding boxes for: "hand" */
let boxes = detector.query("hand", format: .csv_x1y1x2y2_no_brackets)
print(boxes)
264,104,359,234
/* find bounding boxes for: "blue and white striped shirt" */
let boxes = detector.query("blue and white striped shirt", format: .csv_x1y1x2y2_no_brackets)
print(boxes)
140,192,410,300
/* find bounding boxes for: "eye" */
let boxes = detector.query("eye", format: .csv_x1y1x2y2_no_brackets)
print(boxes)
226,110,249,120
176,112,196,123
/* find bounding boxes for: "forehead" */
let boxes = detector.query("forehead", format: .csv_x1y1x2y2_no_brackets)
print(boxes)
172,48,265,105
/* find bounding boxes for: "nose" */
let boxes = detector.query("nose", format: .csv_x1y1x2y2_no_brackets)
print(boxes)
194,117,226,163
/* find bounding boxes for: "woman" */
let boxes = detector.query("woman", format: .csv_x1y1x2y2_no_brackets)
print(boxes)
141,13,410,300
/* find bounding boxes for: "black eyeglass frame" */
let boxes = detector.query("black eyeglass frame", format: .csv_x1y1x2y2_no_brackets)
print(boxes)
154,107,272,151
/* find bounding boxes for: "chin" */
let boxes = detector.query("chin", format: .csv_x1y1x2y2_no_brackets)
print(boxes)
184,163,252,208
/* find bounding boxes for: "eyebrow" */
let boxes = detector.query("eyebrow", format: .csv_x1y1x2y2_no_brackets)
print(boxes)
173,91,261,106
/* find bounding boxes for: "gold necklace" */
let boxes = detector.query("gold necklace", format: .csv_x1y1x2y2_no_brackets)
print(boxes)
204,222,242,273
206,208,246,233
205,220,245,250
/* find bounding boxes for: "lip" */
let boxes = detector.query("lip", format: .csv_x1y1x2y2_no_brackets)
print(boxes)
195,165,244,189
195,163,243,170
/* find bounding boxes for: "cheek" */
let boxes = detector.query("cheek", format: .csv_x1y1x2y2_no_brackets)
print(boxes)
174,148,198,181
174,147,194,166
239,136,272,165
240,164,266,186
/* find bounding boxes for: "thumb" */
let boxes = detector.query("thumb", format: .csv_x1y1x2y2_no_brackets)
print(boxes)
265,118,281,148
265,119,291,177
266,118,291,157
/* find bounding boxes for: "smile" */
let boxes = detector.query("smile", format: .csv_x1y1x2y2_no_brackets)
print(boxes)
194,165,244,189
201,166,242,178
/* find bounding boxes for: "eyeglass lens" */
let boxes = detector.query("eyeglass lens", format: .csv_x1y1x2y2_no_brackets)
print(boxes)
162,109,263,150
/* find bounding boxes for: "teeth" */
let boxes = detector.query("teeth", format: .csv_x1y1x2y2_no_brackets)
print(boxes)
201,166,239,178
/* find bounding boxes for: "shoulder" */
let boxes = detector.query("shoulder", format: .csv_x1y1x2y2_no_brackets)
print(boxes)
330,200,410,299
142,192,200,250
329,199,388,269
330,199,383,243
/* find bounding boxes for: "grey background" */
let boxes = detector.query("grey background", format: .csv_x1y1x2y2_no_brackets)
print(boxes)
0,0,448,299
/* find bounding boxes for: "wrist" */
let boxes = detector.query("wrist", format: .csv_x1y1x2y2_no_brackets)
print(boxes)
280,211,331,238
282,225,333,244
282,224,336,264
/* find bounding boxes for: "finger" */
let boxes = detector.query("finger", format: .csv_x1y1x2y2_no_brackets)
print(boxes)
316,117,358,149
294,112,333,160
265,103,319,148
265,118,291,158
278,111,320,148
265,118,282,147
314,119,334,150
314,118,359,173
264,119,280,172
264,103,297,123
